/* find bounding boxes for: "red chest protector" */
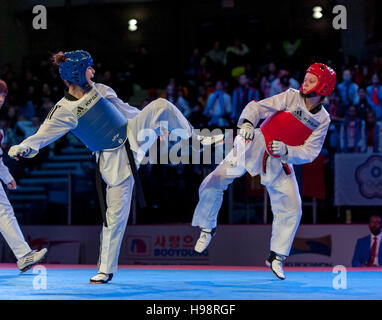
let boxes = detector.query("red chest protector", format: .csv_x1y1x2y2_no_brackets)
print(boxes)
260,110,314,158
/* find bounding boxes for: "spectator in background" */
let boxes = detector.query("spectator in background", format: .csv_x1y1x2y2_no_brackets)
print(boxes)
196,56,211,85
206,41,225,68
244,62,258,85
23,71,39,104
147,88,158,102
7,106,18,129
366,73,382,120
165,84,191,118
7,80,23,106
188,102,206,128
102,71,113,88
352,215,382,267
185,48,201,78
224,38,250,75
260,62,278,98
365,111,377,152
355,87,372,121
36,96,54,120
141,97,154,109
0,118,16,148
324,93,342,153
353,63,370,87
280,75,292,92
14,115,40,144
261,79,272,100
177,83,189,102
374,55,382,75
25,85,38,106
196,85,208,110
327,92,345,121
0,80,7,111
337,69,360,109
204,80,232,127
41,83,52,100
270,68,299,97
339,105,365,153
231,74,259,123
18,99,35,121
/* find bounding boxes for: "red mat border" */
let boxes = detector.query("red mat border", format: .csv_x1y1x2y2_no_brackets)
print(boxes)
0,263,381,271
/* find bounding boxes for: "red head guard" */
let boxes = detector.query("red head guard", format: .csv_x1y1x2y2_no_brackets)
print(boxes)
300,63,336,98
0,80,7,96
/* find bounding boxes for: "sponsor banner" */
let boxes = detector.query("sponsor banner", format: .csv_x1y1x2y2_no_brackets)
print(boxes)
0,226,101,264
335,153,382,206
120,227,211,265
0,225,372,267
286,225,369,267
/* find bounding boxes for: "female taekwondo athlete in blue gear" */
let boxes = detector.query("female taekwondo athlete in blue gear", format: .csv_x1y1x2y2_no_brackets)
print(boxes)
8,50,223,284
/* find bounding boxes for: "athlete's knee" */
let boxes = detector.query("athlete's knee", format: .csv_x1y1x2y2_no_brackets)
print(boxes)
288,203,302,221
290,204,302,223
295,198,302,215
105,209,129,229
199,171,227,195
106,199,130,223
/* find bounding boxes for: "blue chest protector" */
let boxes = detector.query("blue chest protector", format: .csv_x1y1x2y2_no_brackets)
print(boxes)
71,89,127,152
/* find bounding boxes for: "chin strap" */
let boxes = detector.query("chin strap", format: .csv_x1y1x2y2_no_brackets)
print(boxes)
299,90,318,99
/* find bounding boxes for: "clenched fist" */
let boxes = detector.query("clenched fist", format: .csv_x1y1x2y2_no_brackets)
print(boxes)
7,180,17,190
8,145,32,160
239,122,255,141
270,140,288,156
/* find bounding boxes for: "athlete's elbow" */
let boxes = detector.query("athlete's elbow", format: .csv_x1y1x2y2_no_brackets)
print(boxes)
302,151,319,164
288,152,317,165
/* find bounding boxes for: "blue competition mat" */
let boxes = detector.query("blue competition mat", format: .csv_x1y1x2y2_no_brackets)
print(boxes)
0,264,381,300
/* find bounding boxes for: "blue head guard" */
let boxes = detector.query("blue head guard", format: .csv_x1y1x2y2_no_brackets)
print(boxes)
59,50,93,88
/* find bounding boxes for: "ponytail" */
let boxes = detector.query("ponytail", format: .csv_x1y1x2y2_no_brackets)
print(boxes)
51,51,68,67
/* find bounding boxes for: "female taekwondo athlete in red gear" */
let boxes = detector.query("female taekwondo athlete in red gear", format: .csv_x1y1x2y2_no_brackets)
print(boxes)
191,63,336,280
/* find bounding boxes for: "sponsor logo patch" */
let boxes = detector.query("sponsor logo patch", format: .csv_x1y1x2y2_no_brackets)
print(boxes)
291,107,320,130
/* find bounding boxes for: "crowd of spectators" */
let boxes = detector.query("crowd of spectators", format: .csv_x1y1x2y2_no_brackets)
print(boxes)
0,39,381,225
1,40,382,173
137,40,382,160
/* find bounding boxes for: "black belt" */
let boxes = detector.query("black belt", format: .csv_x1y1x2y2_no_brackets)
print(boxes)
96,139,146,227
262,151,291,176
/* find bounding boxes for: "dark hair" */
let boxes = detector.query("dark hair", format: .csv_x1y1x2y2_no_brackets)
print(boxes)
370,214,382,221
280,75,290,86
51,51,72,87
